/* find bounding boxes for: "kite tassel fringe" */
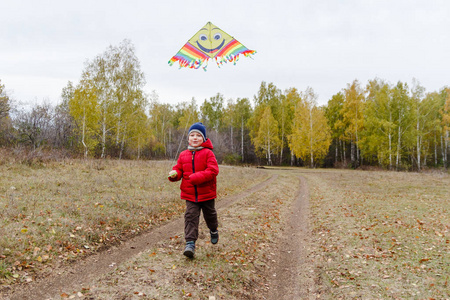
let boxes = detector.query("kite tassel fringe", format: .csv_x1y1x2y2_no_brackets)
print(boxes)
215,50,256,67
169,50,256,70
169,57,207,70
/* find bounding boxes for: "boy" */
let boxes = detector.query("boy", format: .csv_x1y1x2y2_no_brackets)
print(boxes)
168,122,219,258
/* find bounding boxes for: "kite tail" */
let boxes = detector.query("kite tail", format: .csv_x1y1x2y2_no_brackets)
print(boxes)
169,57,209,70
215,50,256,67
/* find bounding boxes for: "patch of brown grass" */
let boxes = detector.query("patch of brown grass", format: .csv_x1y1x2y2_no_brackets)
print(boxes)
304,169,449,299
0,159,267,285
0,147,70,167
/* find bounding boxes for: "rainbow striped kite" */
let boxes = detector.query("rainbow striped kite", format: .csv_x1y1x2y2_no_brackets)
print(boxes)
169,22,256,71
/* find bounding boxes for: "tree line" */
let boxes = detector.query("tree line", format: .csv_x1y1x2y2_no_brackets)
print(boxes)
1,40,449,170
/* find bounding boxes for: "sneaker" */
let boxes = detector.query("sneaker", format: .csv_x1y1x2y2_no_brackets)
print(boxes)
183,241,195,258
210,230,219,244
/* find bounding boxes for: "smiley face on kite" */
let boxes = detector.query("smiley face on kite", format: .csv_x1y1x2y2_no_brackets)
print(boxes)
169,21,256,70
188,22,233,58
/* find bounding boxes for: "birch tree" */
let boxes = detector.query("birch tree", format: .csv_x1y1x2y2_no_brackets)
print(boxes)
249,82,282,162
289,88,331,167
410,80,442,170
360,79,395,168
284,88,303,165
149,100,174,157
116,92,148,159
325,92,346,165
107,40,146,156
81,55,113,158
223,98,252,160
342,80,365,167
201,93,224,131
278,93,293,164
391,81,415,170
69,79,100,158
235,98,252,161
253,106,280,165
125,102,151,159
74,39,146,158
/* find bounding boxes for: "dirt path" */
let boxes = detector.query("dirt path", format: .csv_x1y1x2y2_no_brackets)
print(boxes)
5,175,277,300
267,175,314,299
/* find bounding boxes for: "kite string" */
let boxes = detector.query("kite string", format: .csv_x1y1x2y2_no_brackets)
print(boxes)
171,110,192,166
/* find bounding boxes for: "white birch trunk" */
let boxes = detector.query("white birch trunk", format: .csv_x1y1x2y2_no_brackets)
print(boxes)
267,133,271,165
396,124,401,170
416,104,421,171
355,106,360,165
230,124,233,153
434,132,438,167
389,111,392,170
101,114,106,159
82,107,88,159
389,131,392,170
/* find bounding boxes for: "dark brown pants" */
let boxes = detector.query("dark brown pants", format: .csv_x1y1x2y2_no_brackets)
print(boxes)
184,199,218,242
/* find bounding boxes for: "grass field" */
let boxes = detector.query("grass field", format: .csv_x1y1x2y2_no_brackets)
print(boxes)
303,169,449,299
0,160,448,299
0,159,267,284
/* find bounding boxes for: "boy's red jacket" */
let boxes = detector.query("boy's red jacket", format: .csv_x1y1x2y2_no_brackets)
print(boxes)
169,138,219,202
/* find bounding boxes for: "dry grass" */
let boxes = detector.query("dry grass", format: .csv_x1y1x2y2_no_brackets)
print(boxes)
303,169,449,299
80,173,299,299
0,159,267,284
2,159,449,299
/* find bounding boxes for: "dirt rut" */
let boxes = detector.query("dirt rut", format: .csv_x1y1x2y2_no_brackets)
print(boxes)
267,175,313,299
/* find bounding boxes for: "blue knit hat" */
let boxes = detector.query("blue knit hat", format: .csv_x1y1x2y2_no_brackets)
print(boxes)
188,122,206,141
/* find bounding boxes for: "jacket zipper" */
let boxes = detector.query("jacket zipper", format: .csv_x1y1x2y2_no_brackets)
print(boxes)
192,151,198,202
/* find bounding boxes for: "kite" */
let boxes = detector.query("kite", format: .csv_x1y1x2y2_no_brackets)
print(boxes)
169,22,256,71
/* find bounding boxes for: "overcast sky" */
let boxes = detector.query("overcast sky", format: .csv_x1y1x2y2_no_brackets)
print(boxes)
1,0,449,108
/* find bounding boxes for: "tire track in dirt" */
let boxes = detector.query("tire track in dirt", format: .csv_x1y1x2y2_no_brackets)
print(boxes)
5,175,277,300
268,175,314,299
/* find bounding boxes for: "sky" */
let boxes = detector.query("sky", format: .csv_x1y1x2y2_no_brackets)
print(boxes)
1,0,450,109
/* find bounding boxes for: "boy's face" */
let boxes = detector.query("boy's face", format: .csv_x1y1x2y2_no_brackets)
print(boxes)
188,132,204,147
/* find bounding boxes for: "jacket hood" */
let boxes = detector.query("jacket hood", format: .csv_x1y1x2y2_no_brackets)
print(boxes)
201,138,213,150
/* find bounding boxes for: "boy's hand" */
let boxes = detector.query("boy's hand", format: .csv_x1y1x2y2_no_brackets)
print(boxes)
168,170,177,178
